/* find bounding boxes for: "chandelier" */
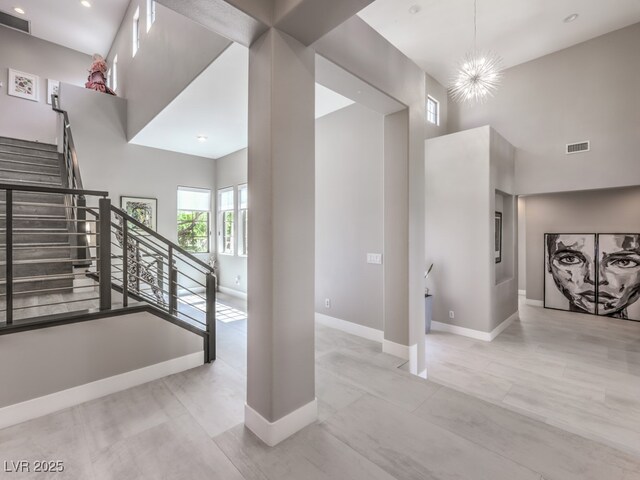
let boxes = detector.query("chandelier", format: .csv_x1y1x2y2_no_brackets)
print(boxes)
449,0,502,104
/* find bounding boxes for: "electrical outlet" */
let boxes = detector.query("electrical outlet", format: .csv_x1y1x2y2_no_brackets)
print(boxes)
325,298,331,308
366,253,382,264
449,310,455,319
235,275,241,285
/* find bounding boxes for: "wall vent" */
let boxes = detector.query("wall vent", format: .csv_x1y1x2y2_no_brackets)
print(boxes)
566,141,590,154
0,10,31,34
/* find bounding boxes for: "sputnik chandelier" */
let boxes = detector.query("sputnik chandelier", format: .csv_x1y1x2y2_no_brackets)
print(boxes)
449,0,502,104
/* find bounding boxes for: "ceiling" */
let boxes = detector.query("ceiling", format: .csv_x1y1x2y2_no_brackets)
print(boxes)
0,0,129,56
359,0,640,86
132,43,358,159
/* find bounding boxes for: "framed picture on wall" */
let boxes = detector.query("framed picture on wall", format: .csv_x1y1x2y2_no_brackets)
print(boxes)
494,211,502,263
47,79,60,105
8,68,39,102
120,196,157,231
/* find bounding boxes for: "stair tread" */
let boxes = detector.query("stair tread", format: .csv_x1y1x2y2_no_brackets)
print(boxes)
0,138,57,150
0,158,59,169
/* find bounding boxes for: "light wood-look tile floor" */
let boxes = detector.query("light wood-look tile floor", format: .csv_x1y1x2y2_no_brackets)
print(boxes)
426,296,640,457
1,297,639,479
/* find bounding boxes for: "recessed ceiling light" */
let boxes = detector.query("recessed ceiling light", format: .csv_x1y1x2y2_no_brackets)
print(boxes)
197,135,208,142
13,7,25,14
563,13,579,23
408,4,421,15
81,0,91,7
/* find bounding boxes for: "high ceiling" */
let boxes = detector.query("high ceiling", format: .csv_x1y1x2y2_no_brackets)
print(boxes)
359,0,640,86
132,43,357,159
0,0,129,56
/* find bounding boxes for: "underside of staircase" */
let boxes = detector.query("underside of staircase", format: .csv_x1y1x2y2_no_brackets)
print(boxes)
0,137,76,301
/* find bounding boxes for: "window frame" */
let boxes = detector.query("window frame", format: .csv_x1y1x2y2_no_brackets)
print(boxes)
217,186,235,256
238,183,248,257
146,0,156,32
132,7,140,57
177,186,212,254
426,95,439,126
112,55,118,92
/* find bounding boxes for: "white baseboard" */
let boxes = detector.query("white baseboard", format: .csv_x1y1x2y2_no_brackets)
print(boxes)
218,286,248,300
525,299,544,307
431,312,518,342
315,313,383,343
383,339,411,360
0,351,203,430
245,398,317,447
518,289,526,296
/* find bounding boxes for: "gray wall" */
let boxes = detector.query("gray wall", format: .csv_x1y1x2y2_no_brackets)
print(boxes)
449,23,640,195
215,148,248,294
316,103,384,330
524,186,640,302
518,197,526,292
106,0,231,139
60,84,216,259
0,26,91,144
426,126,517,333
0,312,201,408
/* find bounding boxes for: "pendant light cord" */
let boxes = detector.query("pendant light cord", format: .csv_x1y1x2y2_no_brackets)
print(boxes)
474,0,477,52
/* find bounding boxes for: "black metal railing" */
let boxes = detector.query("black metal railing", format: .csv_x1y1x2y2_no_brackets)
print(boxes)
0,184,217,363
52,94,90,266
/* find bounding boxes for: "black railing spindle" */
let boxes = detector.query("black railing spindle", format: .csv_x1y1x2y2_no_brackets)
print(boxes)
205,273,216,363
98,198,112,310
122,218,129,307
5,189,13,325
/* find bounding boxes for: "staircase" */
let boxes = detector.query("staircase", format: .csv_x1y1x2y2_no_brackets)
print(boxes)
0,96,216,363
0,137,75,296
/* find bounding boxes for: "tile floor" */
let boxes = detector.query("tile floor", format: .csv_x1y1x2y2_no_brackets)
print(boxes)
426,296,640,456
0,297,639,479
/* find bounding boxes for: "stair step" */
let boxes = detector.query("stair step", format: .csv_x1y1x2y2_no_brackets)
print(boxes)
0,243,72,260
0,260,73,279
0,276,74,295
0,216,70,229
0,145,59,159
0,159,60,173
0,202,73,216
0,193,67,205
0,168,62,185
0,151,59,166
0,137,57,152
0,231,71,244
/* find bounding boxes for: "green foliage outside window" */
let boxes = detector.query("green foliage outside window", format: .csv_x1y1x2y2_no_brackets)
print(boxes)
178,210,209,253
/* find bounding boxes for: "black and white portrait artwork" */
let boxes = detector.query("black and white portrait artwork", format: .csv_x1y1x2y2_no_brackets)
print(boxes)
495,212,502,264
544,233,640,321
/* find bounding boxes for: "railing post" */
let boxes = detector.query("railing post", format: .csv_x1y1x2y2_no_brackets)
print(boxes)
204,273,217,363
168,246,178,315
76,195,88,263
122,218,128,308
156,255,164,291
98,198,112,311
135,239,141,293
5,190,13,325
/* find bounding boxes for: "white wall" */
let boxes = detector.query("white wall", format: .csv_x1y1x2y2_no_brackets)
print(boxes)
215,148,248,294
425,72,448,140
316,103,384,330
106,0,232,140
426,126,517,333
59,84,216,259
448,23,640,195
0,312,201,408
0,26,91,144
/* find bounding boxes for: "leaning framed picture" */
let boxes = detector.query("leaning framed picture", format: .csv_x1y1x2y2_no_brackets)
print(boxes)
8,68,39,102
120,196,157,231
494,211,502,263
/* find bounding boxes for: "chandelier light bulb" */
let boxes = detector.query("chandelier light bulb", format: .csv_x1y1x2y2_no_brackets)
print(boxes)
449,50,503,104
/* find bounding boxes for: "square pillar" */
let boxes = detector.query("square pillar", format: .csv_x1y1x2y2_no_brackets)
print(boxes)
245,28,317,446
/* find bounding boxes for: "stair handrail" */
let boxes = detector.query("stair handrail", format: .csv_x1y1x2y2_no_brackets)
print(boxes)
110,205,215,274
51,94,90,266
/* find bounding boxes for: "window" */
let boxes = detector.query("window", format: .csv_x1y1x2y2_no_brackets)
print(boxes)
177,187,211,253
238,184,248,256
426,95,439,125
218,187,234,255
112,55,118,92
146,0,156,32
106,68,112,89
132,7,140,57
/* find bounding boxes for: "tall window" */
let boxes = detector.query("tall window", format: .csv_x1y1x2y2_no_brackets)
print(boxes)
218,187,234,255
177,187,211,253
106,68,112,89
426,95,439,125
132,7,140,57
112,55,118,92
146,0,156,32
238,184,248,256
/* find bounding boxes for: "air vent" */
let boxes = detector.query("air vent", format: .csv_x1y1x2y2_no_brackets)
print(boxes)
566,141,590,154
0,10,31,34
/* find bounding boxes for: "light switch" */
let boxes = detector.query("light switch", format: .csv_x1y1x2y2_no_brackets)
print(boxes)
367,253,382,264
